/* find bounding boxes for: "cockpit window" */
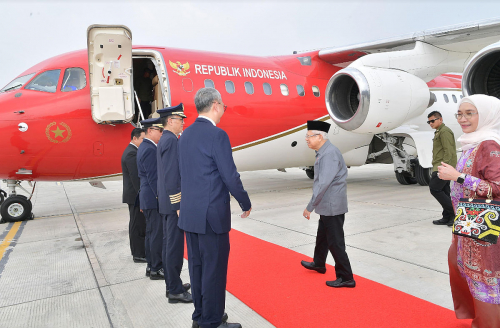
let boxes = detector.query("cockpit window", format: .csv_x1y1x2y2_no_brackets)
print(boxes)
25,70,61,93
0,73,36,93
61,68,86,92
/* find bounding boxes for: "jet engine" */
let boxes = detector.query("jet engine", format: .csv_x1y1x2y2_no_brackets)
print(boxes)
462,41,500,98
325,66,433,134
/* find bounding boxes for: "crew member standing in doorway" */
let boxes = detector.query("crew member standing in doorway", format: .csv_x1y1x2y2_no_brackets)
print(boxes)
427,111,457,226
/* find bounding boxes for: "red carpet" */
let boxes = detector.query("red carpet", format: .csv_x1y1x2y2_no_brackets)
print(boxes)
224,229,471,328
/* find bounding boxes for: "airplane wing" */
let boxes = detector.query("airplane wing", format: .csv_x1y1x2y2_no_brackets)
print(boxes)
318,18,500,67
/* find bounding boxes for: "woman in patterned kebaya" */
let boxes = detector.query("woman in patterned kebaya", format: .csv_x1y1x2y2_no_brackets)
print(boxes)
438,94,500,327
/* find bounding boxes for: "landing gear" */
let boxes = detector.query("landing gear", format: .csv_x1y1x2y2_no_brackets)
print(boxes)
1,195,32,222
0,180,35,223
305,167,314,179
415,160,432,186
394,171,417,185
0,189,6,205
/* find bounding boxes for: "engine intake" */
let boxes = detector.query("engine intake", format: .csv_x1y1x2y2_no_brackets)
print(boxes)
325,66,432,134
463,41,500,98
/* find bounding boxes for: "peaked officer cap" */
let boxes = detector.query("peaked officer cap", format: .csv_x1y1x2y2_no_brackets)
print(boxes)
157,103,186,118
307,120,330,133
140,117,163,129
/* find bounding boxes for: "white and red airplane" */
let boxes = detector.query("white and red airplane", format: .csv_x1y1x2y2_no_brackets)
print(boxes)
1,20,499,222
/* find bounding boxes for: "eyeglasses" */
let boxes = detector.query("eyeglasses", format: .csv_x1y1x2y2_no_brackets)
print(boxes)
305,133,320,139
213,101,227,112
149,127,164,132
170,117,184,123
454,112,478,120
427,118,440,124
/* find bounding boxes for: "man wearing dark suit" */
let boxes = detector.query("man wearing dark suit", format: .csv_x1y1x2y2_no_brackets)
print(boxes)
301,121,355,288
137,117,164,280
121,127,147,263
157,104,192,304
178,88,251,328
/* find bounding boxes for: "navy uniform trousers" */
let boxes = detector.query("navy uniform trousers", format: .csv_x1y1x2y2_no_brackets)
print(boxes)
143,209,163,271
186,225,229,328
313,214,353,281
162,211,185,294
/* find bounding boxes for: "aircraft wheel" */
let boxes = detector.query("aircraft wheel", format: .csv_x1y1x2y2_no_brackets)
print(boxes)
0,195,33,222
395,171,417,185
0,190,6,205
305,168,314,179
415,162,432,186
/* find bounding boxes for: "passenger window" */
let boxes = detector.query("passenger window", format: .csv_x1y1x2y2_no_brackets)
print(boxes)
244,82,254,95
204,79,214,88
25,69,61,93
443,94,449,103
61,68,86,92
452,94,457,103
225,81,235,94
296,85,305,97
182,78,193,92
312,86,320,97
263,83,272,95
280,84,289,96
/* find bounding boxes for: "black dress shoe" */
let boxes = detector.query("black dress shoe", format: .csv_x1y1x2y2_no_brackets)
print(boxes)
166,283,191,297
192,313,229,328
326,277,356,288
145,267,151,277
133,256,147,263
433,218,449,225
447,219,455,227
217,323,241,328
301,260,326,274
168,291,193,303
150,268,165,280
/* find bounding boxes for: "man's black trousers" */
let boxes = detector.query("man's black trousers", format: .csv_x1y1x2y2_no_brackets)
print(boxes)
186,225,229,328
429,171,454,220
313,214,353,281
162,211,186,294
128,204,146,258
143,209,163,271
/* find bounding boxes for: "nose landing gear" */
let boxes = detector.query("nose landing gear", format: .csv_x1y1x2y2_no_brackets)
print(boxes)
0,180,35,223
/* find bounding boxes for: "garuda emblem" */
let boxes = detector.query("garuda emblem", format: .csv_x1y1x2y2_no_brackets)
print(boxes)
169,60,190,76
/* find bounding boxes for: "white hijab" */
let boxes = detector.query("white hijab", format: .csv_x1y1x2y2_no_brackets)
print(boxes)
457,94,500,151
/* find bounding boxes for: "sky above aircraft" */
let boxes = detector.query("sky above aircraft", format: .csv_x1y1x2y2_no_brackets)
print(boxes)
1,1,500,88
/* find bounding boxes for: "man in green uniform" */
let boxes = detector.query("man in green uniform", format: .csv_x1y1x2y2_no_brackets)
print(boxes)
427,111,457,226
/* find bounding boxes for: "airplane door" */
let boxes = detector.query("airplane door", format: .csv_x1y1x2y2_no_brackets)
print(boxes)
87,25,134,124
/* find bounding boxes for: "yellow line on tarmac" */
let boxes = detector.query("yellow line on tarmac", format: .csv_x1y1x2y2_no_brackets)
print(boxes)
0,222,22,260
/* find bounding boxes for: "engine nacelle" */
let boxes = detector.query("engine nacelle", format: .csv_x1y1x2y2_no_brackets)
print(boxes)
463,41,500,98
325,66,433,134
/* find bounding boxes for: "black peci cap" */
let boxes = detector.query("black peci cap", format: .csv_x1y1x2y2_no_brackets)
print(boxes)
307,120,330,133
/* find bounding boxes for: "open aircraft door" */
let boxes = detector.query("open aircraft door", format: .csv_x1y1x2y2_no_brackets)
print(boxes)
87,25,134,124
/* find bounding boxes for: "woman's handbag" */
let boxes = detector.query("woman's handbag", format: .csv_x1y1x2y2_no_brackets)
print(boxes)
453,186,500,244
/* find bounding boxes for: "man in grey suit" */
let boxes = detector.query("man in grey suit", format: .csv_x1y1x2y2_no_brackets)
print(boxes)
300,120,355,288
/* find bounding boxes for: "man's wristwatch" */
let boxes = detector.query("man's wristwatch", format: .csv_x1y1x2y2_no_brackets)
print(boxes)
457,173,466,184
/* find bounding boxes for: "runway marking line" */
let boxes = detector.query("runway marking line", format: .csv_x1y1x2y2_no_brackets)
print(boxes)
0,222,21,260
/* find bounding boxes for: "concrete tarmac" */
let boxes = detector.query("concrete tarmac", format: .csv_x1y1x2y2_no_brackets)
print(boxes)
0,164,453,327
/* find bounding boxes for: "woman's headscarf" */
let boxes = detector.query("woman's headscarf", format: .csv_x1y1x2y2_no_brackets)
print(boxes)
457,94,500,151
